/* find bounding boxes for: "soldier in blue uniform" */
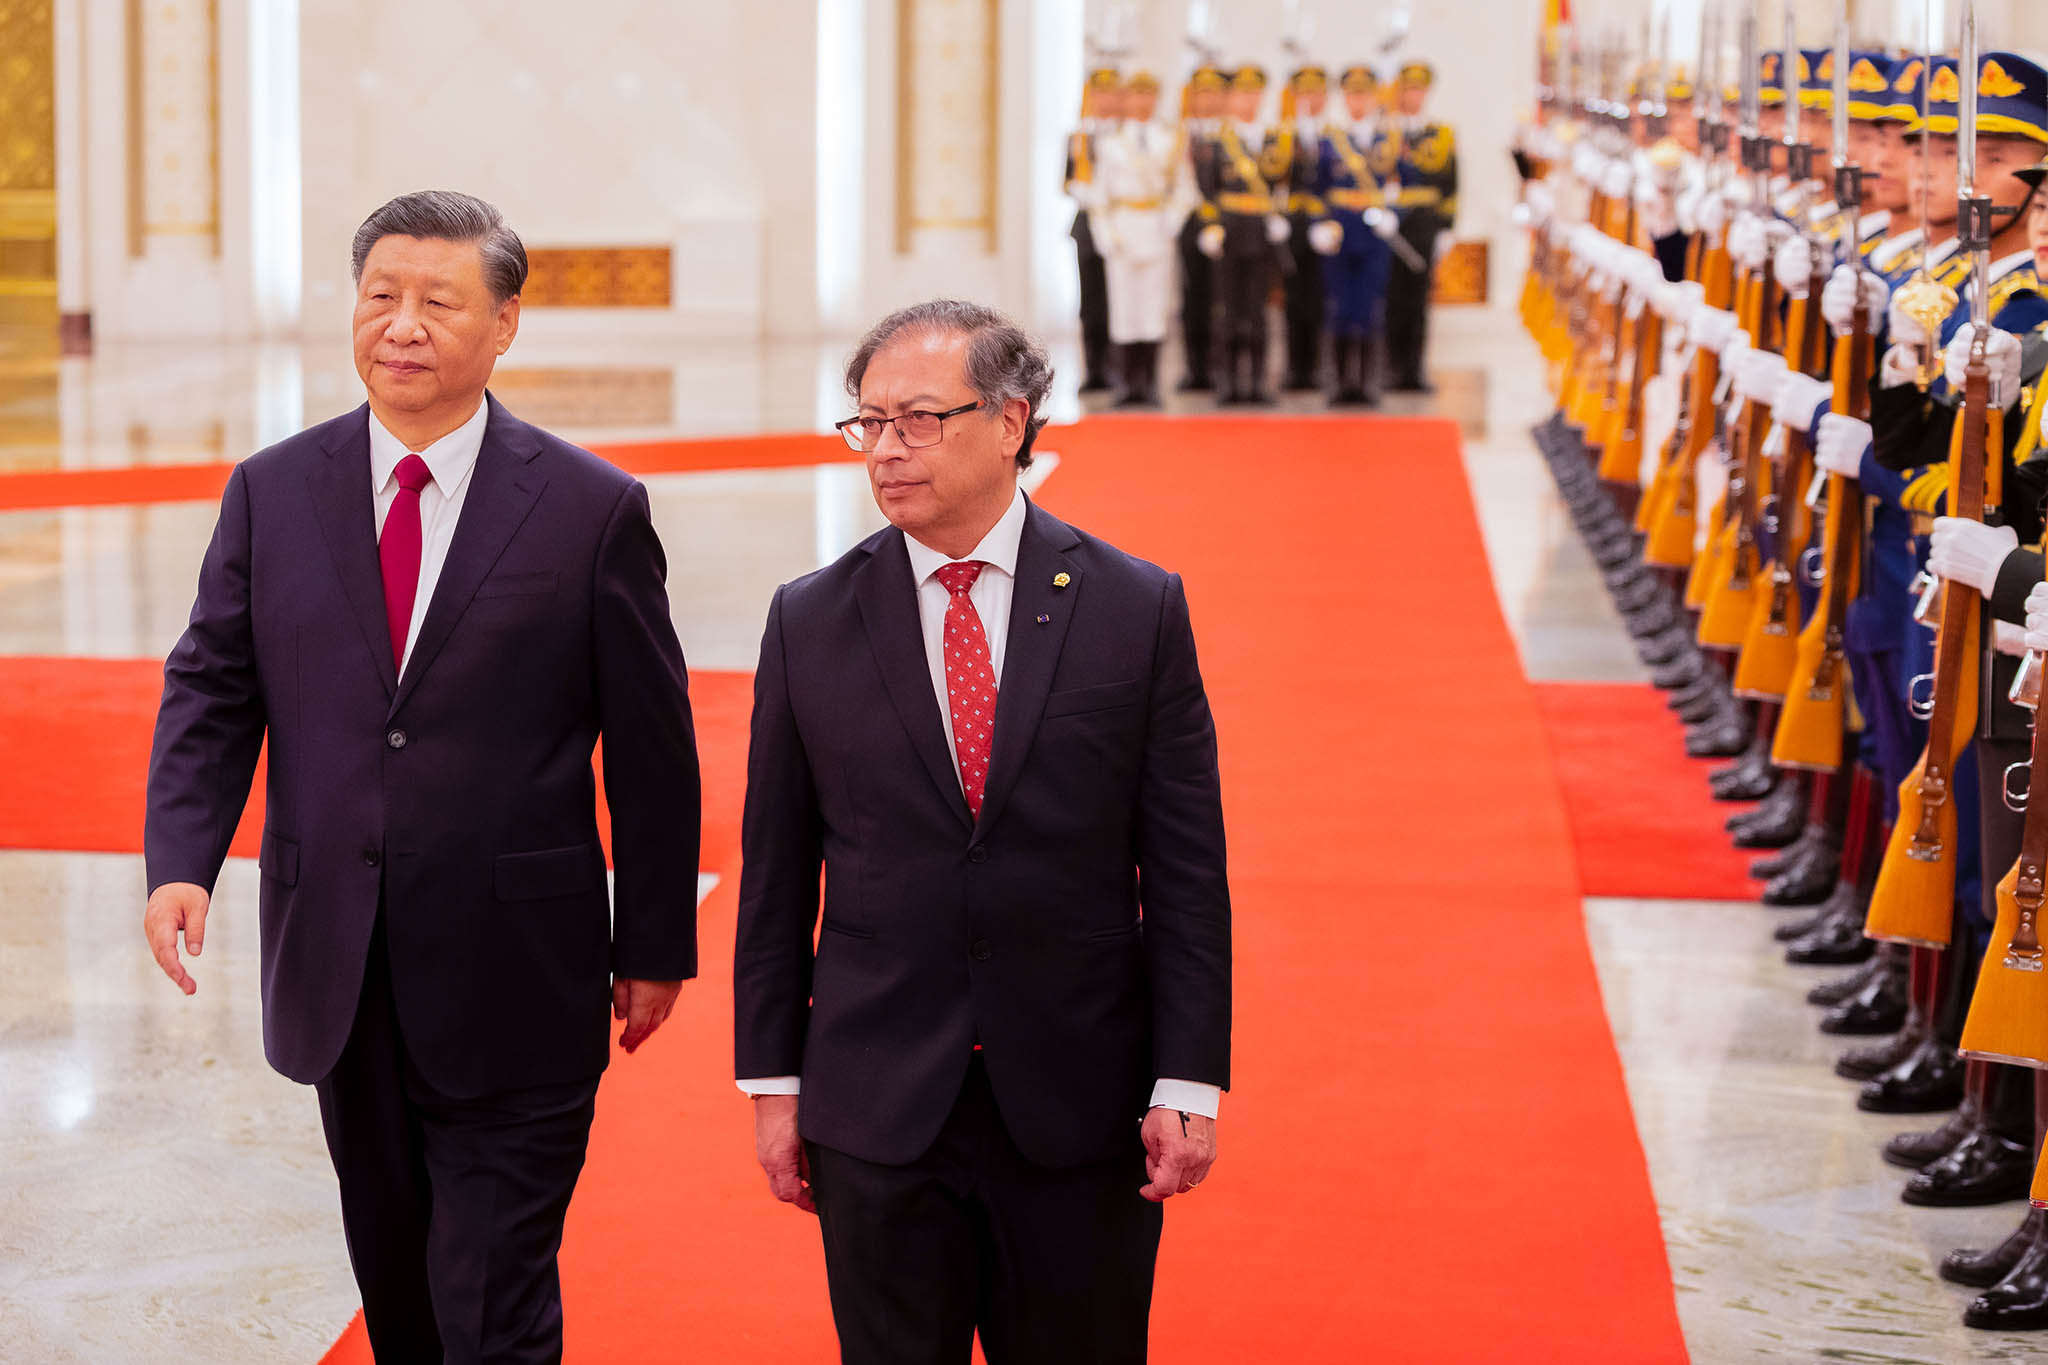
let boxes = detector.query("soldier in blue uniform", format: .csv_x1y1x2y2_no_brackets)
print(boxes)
1311,65,1396,406
1196,65,1295,405
1283,64,1331,392
1383,60,1456,393
1175,65,1228,393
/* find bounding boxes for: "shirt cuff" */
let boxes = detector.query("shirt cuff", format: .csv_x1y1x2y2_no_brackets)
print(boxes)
1148,1079,1222,1118
736,1076,800,1097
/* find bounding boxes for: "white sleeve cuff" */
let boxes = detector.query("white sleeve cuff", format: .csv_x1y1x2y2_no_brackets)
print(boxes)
1148,1079,1222,1118
736,1076,801,1097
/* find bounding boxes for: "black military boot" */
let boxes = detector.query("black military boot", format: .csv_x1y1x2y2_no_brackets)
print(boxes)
1904,1063,2035,1205
1945,1208,2045,1288
1114,344,1147,407
1777,880,1853,941
1819,948,1908,1034
1139,342,1165,405
1685,698,1750,758
1708,719,1779,800
1762,842,1841,907
1887,1099,1982,1170
1673,679,1729,724
1330,337,1368,406
1650,647,1709,691
1785,896,1876,966
1810,948,1891,1006
1755,822,1829,879
1637,626,1694,667
1612,573,1666,615
1624,599,1682,640
1727,783,1808,846
1964,1220,2048,1329
1242,341,1274,405
1858,1034,1965,1113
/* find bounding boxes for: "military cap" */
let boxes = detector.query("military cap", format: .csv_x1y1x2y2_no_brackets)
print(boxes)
1843,50,1898,122
1798,48,1834,109
1232,65,1268,92
1339,65,1376,94
1918,52,2048,143
1127,70,1161,95
1759,50,1786,106
1087,67,1122,92
1882,55,1927,125
1397,61,1434,88
1665,68,1695,103
1190,65,1227,93
1291,65,1328,92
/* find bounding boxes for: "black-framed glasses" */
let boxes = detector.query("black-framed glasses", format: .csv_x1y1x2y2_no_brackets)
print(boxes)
835,402,985,452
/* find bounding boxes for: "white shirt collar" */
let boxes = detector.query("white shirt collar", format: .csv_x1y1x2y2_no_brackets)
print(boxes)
904,487,1029,587
369,397,489,496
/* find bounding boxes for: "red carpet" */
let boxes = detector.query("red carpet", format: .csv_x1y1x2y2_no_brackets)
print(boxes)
0,416,1683,1360
1534,680,1759,901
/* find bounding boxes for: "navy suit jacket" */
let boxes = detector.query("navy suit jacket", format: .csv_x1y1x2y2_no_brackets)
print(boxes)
733,496,1231,1169
145,396,700,1099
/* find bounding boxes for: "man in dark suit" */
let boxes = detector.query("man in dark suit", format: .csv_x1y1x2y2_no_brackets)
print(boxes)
734,299,1232,1364
142,190,701,1363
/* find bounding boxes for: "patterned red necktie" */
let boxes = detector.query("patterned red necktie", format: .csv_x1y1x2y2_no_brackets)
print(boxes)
379,453,433,672
934,561,999,818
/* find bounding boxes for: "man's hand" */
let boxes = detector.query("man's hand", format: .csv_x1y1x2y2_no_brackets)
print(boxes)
753,1094,815,1213
144,882,211,995
611,977,682,1054
1139,1106,1218,1203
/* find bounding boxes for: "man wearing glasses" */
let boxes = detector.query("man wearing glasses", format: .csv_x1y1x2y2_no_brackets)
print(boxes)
734,299,1233,1363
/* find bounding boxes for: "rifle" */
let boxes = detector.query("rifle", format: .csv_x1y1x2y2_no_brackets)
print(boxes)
1867,9,1997,951
1775,0,1869,772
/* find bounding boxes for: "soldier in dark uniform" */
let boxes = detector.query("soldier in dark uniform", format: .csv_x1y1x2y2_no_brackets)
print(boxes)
1383,60,1458,393
1066,67,1122,393
1284,64,1331,391
1175,65,1227,392
1313,65,1398,406
1198,65,1294,405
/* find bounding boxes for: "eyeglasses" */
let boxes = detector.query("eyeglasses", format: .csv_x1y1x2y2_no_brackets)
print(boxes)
835,401,985,452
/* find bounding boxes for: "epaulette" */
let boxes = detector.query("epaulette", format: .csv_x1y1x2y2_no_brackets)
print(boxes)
1901,464,1951,515
1933,253,1974,291
1992,265,2043,320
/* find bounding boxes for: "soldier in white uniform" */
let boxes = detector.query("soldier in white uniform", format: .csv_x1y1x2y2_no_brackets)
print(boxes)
1096,70,1180,407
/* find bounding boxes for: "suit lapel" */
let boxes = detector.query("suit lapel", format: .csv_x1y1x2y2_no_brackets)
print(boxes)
389,395,546,718
306,406,397,698
854,530,975,832
975,499,1082,839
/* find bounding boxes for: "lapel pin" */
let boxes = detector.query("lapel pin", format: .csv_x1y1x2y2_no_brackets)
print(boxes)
1036,613,1051,625
1052,572,1071,590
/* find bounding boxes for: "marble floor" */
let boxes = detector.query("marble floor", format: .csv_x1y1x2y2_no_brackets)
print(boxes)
2,286,2042,1361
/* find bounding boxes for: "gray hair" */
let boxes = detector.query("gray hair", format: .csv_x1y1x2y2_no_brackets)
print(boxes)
844,299,1054,469
350,191,529,306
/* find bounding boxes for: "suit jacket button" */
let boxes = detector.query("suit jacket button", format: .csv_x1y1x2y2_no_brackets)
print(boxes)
968,845,989,864
361,848,381,868
971,939,993,961
386,728,409,750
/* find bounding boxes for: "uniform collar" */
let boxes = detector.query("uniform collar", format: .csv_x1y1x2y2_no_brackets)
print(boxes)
1990,249,2036,285
903,486,1028,587
368,396,488,496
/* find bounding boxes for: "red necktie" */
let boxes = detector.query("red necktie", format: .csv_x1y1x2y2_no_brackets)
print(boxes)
934,562,998,818
379,454,433,672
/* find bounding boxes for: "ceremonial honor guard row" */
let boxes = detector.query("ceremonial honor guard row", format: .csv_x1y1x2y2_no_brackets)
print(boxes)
1061,58,1457,409
1518,0,2048,1331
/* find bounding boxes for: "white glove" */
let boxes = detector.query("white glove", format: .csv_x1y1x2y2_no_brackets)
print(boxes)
1821,265,1887,334
1688,306,1739,355
1265,214,1291,245
1878,344,1921,390
1944,324,2024,410
1600,158,1633,199
1364,207,1399,240
1641,190,1679,241
2025,581,2048,654
1675,185,1702,236
1815,413,1872,478
1773,372,1833,435
1197,223,1225,259
1736,349,1789,405
1696,191,1728,238
1726,214,1767,268
1656,280,1704,330
1927,517,2019,596
1774,235,1816,298
1996,621,2031,657
1307,218,1344,255
1888,291,1932,348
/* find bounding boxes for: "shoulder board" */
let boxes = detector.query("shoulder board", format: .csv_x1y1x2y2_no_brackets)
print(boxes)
1992,266,2043,319
1934,254,1974,290
1901,466,1951,516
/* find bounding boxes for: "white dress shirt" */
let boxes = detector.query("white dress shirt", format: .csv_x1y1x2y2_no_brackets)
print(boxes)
368,399,489,674
739,488,1221,1120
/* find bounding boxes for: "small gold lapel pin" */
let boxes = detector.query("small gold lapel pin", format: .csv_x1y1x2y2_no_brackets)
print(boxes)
1052,572,1071,589
1036,613,1051,625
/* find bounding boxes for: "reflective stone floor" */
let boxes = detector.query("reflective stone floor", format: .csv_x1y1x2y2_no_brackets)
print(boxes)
5,285,2041,1361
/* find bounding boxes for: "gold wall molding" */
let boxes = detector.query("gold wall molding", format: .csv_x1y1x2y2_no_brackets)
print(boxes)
895,0,999,254
1431,239,1489,306
521,247,673,308
127,0,220,257
489,367,673,428
0,0,57,321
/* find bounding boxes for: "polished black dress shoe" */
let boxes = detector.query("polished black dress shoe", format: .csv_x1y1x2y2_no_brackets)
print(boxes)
1593,536,1641,571
1776,881,1853,941
1612,574,1665,614
1837,1026,1922,1082
1965,1224,2048,1330
1176,372,1214,393
1624,601,1681,639
1685,710,1750,759
1651,649,1708,691
1858,1037,1965,1113
1903,1128,2033,1206
1785,911,1875,965
1762,848,1840,906
1819,957,1908,1035
1709,756,1777,802
1808,952,1886,1006
1637,628,1695,667
1673,683,1729,724
1727,784,1807,843
1946,1208,2045,1288
1886,1105,1977,1170
1669,669,1724,710
1755,823,1827,879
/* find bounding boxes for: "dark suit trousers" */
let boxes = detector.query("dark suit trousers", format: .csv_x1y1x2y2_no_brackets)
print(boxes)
807,1057,1163,1365
315,914,600,1365
1384,212,1443,385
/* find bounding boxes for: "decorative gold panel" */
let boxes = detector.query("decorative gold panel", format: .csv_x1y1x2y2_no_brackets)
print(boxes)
0,0,56,323
896,0,999,254
1431,239,1490,306
488,367,673,428
521,247,673,308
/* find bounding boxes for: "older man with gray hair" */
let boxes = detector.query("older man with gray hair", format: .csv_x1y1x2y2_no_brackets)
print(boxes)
735,299,1233,1363
143,189,701,1362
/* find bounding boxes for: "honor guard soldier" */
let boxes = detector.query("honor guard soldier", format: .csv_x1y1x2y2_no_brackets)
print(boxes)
1197,65,1294,405
1066,68,1122,393
1284,64,1332,391
1095,70,1179,407
1176,65,1228,392
1384,60,1458,393
1311,65,1399,405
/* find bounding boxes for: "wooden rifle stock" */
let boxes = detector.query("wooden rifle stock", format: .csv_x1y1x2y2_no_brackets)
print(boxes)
1733,288,1820,699
1699,255,1780,647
